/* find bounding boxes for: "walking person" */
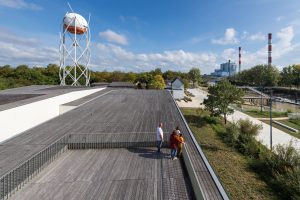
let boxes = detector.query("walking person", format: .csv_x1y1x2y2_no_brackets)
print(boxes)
169,130,181,160
156,122,164,153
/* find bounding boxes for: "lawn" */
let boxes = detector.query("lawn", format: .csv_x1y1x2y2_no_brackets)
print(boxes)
181,108,278,200
243,110,288,118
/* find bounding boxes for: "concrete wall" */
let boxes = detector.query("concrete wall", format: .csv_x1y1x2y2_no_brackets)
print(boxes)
59,105,77,115
173,90,184,99
0,88,104,143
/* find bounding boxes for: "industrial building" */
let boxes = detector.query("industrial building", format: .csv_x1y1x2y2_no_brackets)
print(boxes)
211,61,237,77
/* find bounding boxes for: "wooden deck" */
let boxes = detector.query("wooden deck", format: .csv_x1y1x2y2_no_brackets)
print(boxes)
0,88,226,199
8,148,193,200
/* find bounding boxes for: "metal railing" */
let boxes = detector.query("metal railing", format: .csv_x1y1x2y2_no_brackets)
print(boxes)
0,132,161,199
67,133,160,149
0,135,69,200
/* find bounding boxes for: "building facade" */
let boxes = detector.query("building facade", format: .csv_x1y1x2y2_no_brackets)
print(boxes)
211,61,237,77
171,78,184,99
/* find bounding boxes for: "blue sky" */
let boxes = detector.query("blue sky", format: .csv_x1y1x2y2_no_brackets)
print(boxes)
0,0,300,74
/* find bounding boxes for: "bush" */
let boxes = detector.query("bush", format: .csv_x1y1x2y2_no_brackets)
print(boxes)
274,169,300,200
239,119,262,137
267,143,300,174
203,115,218,125
216,116,300,199
224,123,240,146
264,144,300,199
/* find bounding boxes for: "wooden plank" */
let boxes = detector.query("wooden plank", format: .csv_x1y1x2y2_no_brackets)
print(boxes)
8,148,193,200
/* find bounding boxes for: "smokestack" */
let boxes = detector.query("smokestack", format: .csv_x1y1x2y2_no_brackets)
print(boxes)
268,33,272,66
238,47,241,73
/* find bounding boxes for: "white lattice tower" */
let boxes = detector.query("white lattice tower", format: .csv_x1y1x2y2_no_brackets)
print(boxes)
59,13,91,86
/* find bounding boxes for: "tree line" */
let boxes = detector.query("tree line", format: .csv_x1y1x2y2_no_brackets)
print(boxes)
231,64,300,88
0,64,202,90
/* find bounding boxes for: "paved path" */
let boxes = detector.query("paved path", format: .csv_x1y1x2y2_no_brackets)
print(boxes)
181,88,300,152
254,117,289,120
228,110,300,151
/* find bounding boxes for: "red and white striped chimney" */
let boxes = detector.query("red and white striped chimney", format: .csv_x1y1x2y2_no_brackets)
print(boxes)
268,33,272,66
238,46,241,73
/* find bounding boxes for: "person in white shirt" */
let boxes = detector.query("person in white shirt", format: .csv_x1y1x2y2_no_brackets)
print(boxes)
156,122,164,153
176,126,181,134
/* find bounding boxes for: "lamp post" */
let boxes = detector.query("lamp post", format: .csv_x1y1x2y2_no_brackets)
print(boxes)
228,60,231,77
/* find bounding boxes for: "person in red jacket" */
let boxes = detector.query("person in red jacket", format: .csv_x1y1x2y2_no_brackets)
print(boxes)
169,130,181,160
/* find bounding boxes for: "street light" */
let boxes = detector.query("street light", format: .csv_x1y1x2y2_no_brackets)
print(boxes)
269,89,273,151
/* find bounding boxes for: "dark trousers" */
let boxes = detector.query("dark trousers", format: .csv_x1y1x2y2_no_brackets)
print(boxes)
157,140,163,152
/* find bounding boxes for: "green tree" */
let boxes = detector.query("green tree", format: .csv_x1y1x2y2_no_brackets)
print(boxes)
203,79,244,124
188,67,201,88
293,64,300,88
182,78,189,89
151,68,163,76
135,72,153,89
149,74,165,90
280,65,295,88
123,72,137,82
0,65,13,78
235,65,280,86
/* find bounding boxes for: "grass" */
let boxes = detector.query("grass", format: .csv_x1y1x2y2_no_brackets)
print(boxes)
243,110,288,118
181,108,278,200
261,120,300,139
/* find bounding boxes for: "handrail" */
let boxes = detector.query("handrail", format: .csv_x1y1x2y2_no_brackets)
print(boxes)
0,134,69,200
0,131,166,199
169,91,229,200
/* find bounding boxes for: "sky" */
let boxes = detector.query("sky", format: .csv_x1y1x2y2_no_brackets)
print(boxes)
0,0,300,74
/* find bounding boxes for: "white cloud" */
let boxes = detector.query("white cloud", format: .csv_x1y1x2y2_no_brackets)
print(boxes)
0,28,58,66
95,43,217,73
212,28,239,45
0,0,42,10
247,33,265,41
236,26,299,71
242,31,265,41
221,48,236,61
99,29,128,45
274,26,294,57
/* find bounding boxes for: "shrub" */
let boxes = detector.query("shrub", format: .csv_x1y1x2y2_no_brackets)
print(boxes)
224,123,240,146
267,143,300,174
237,136,263,158
203,115,218,125
274,169,300,200
263,143,300,199
287,109,293,113
238,119,262,137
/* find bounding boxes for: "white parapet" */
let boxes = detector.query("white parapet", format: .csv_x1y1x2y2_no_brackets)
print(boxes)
0,88,104,143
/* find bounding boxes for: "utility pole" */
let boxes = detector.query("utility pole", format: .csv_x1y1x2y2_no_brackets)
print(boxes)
269,90,273,151
228,60,231,77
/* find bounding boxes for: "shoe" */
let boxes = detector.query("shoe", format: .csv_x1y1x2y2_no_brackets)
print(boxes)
173,157,178,160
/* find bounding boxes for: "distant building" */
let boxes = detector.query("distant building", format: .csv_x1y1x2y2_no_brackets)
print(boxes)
211,61,237,77
171,78,184,99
